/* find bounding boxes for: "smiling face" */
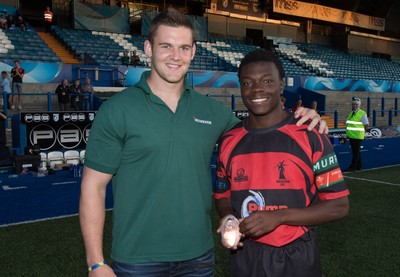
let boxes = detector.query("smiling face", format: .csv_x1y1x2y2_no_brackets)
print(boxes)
240,61,286,128
144,25,195,86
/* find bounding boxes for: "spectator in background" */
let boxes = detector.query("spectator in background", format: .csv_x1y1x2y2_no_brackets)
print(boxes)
0,111,6,149
345,97,369,172
0,15,7,29
310,100,319,114
292,99,303,113
15,15,26,31
10,59,24,110
43,6,53,33
280,95,286,110
70,79,81,111
55,79,70,111
121,51,130,66
81,77,94,110
130,50,140,67
0,71,11,109
7,15,15,29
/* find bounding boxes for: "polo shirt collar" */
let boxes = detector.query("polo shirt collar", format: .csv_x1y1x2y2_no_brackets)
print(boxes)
135,71,192,95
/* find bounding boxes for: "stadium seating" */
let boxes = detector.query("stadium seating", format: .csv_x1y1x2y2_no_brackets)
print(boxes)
52,28,263,71
47,151,64,169
193,37,259,71
39,152,47,170
276,42,400,81
8,26,394,80
0,29,60,63
79,150,85,164
64,150,80,165
275,44,331,77
52,27,137,66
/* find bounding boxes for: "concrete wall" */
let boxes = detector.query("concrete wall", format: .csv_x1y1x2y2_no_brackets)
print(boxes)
207,13,299,42
6,83,59,111
348,35,400,56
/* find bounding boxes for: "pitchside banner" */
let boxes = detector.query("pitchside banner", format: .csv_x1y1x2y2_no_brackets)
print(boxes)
20,112,96,151
273,0,385,31
216,0,264,17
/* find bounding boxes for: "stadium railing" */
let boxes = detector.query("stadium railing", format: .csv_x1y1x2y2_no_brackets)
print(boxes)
361,97,398,119
205,93,344,128
2,91,94,118
372,109,399,127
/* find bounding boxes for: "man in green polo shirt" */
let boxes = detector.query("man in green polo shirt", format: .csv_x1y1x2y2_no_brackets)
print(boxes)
79,8,327,276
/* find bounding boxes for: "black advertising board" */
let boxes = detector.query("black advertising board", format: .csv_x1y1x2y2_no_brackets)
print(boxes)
20,112,96,151
216,0,264,17
234,110,249,120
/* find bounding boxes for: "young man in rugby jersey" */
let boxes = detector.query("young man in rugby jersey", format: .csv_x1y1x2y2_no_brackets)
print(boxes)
214,49,349,277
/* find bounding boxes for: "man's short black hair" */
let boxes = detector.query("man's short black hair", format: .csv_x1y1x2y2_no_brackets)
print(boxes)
238,49,285,80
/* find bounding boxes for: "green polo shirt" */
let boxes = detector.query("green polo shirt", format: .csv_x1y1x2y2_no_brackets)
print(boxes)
85,71,239,263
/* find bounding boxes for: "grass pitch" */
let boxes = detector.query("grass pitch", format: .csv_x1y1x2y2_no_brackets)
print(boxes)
1,165,399,276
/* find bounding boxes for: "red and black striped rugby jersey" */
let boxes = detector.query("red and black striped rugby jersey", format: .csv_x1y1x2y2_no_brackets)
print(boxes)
214,114,349,247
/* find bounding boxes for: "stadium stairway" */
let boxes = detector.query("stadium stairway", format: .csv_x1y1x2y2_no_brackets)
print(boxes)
37,32,81,64
321,114,346,129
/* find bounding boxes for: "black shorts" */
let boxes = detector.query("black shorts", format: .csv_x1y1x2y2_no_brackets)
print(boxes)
230,230,321,277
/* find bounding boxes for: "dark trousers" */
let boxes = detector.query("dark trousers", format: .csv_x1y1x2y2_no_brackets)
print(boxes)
6,94,11,109
45,21,52,33
349,138,363,170
0,119,6,147
112,248,215,277
59,102,68,111
71,99,80,111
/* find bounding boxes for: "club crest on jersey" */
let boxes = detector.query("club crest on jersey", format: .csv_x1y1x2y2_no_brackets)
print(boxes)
275,160,290,185
234,168,248,182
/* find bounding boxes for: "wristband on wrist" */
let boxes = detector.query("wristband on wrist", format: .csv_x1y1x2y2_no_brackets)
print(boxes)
88,261,106,272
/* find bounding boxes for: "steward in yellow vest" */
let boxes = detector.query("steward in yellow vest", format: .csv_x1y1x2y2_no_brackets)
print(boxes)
345,97,369,171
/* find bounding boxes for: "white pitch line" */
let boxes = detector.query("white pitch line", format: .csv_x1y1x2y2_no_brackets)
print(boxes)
0,208,113,228
358,164,400,172
0,213,80,228
344,176,400,187
52,181,77,185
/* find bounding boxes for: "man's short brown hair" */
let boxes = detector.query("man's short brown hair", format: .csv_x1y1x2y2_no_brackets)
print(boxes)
148,8,194,45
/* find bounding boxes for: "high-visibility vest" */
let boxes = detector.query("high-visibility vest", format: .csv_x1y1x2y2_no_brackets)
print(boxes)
44,11,53,22
346,109,366,139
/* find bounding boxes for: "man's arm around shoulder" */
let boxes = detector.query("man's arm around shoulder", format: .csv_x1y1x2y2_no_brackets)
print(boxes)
79,166,116,276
